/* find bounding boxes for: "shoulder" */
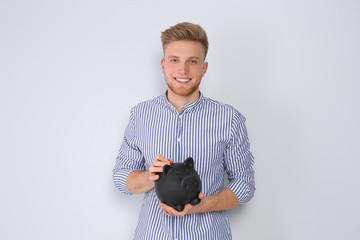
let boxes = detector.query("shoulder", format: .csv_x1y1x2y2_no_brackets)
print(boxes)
130,95,164,113
202,96,246,122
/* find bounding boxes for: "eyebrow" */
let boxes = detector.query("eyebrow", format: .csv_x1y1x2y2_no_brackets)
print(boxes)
167,55,201,60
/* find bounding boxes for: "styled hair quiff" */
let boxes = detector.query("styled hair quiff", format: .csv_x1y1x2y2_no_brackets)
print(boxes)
161,22,209,59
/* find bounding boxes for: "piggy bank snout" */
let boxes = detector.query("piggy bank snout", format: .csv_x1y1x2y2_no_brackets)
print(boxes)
181,175,200,194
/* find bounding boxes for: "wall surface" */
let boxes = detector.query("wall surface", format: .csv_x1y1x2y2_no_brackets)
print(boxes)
1,0,359,239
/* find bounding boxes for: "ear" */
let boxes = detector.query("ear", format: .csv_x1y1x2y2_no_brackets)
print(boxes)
161,58,165,74
163,164,172,175
202,61,208,77
184,157,194,168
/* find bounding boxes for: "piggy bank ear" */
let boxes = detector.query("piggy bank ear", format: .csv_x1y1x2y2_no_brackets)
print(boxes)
163,165,172,175
184,157,194,168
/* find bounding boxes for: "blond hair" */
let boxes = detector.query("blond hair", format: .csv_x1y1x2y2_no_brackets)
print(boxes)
161,22,209,59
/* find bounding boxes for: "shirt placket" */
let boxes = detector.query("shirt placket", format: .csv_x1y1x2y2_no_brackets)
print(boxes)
175,111,183,162
175,111,185,240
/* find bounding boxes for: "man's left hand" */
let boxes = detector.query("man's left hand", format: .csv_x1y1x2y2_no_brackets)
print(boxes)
159,192,207,216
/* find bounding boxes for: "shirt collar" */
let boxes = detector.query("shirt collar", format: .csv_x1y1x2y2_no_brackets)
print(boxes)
158,91,205,113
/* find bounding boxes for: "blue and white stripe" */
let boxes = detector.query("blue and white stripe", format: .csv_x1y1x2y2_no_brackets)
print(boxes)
113,92,255,240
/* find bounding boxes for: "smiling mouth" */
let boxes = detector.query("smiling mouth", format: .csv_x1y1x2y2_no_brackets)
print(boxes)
174,77,191,83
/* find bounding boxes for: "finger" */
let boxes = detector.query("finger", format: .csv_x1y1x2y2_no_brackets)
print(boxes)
155,154,173,165
160,205,175,216
148,166,162,176
155,159,172,166
149,165,164,171
155,154,167,163
163,209,173,216
160,203,186,217
159,203,176,215
151,161,164,167
151,161,167,169
199,192,206,200
149,172,159,181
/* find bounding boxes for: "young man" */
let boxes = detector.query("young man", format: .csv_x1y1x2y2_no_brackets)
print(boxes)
113,22,255,240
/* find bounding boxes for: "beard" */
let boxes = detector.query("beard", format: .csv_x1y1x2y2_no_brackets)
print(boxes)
165,74,203,97
167,81,200,96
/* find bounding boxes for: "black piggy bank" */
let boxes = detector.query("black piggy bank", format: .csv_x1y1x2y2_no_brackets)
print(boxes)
155,157,202,212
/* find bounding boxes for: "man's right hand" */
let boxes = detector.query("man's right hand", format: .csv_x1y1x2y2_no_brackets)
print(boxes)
126,154,173,194
149,154,173,181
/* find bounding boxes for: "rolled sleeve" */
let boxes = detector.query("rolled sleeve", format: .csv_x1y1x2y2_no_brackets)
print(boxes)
113,168,133,195
113,109,145,195
224,110,255,206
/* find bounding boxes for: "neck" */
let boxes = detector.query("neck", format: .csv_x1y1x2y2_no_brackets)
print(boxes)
166,90,200,113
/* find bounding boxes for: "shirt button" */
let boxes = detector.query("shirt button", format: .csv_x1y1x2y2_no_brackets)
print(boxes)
179,115,182,118
177,138,181,142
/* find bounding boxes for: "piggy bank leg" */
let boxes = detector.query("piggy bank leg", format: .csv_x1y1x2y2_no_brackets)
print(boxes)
174,204,185,212
190,197,201,205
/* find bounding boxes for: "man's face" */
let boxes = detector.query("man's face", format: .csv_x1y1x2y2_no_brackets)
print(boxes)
161,40,208,99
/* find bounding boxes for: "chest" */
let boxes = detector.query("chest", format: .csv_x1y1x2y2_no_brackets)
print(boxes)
135,110,231,171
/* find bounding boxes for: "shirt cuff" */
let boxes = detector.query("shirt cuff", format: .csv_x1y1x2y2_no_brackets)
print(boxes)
226,178,255,206
113,169,133,195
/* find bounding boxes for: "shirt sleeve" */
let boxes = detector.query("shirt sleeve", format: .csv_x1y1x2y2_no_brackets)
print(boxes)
224,109,255,206
113,109,146,195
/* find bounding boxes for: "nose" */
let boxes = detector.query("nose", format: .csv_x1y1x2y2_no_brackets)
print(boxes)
177,62,189,75
181,175,200,194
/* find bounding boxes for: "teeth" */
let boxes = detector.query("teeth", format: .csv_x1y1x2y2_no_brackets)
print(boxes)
176,78,191,82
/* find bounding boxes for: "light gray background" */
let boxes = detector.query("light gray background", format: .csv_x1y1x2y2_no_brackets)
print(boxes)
1,0,359,239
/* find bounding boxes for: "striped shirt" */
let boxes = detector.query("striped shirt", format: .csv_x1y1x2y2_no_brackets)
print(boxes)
113,92,255,240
